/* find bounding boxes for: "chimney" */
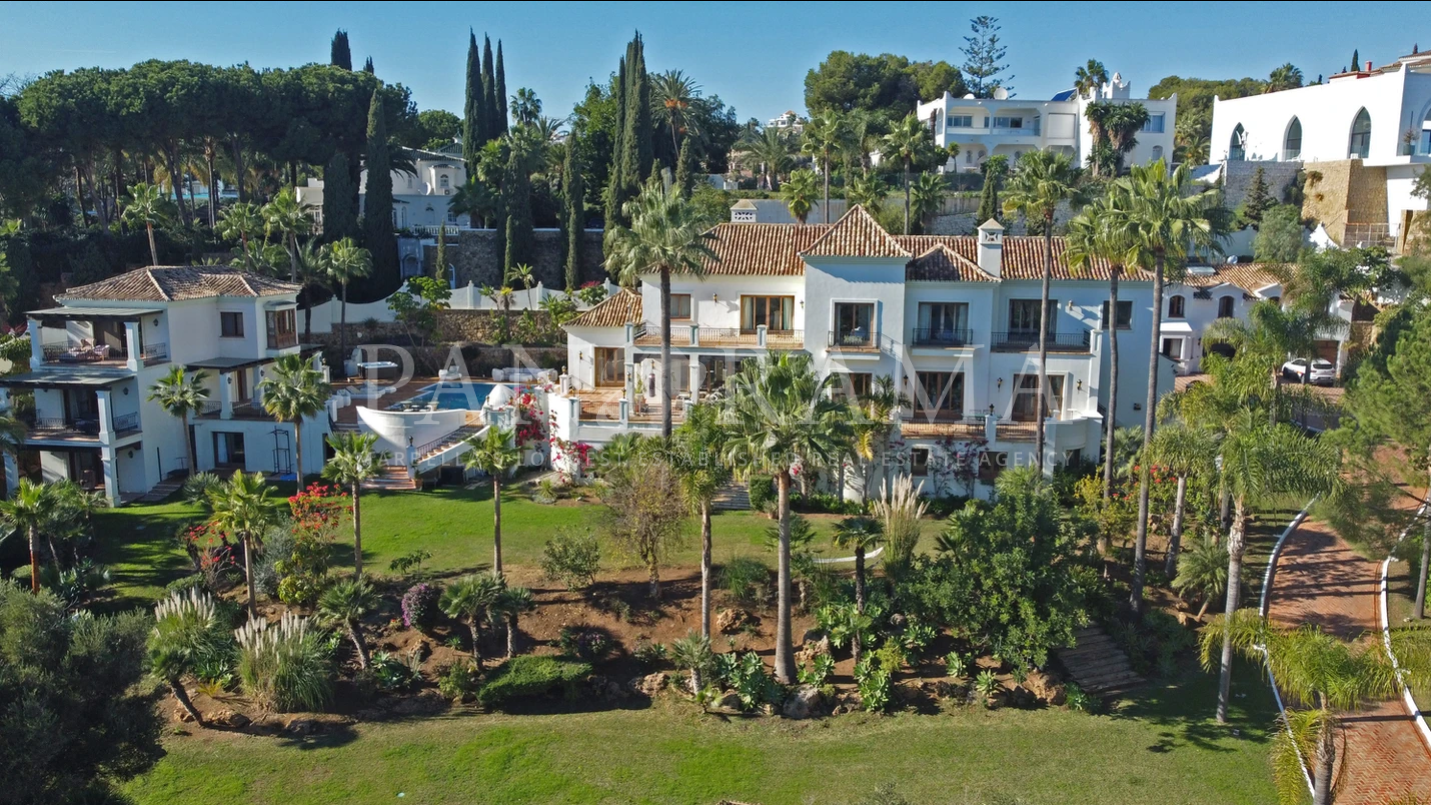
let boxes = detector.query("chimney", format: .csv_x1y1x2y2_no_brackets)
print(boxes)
1366,60,1373,72
977,219,1004,277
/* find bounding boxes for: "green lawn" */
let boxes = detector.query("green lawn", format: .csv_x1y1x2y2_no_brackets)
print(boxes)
90,482,875,607
121,665,1279,805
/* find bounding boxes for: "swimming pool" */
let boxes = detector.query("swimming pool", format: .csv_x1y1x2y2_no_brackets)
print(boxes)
389,382,497,411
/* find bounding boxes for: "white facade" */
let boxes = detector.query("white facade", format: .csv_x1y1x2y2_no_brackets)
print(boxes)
1158,265,1284,375
296,146,472,232
0,267,329,505
551,209,1178,499
1208,50,1431,233
916,72,1177,173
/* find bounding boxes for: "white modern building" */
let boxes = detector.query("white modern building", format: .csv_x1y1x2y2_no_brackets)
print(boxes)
1158,264,1284,375
1208,48,1431,243
0,266,330,505
766,110,805,135
916,72,1177,173
550,207,1176,498
297,145,472,233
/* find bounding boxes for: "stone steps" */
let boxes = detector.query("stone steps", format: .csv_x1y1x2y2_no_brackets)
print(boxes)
712,481,750,512
1055,624,1145,697
363,466,417,491
138,473,188,503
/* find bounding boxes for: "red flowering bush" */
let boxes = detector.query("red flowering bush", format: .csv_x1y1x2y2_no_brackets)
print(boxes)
176,520,240,590
274,483,350,606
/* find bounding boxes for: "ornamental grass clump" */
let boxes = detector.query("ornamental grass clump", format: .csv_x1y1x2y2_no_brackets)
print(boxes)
234,612,332,712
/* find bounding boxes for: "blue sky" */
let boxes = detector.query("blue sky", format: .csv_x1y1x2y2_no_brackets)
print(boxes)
0,1,1420,124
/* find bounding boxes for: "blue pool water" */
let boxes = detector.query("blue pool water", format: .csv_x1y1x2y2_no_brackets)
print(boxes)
389,382,497,411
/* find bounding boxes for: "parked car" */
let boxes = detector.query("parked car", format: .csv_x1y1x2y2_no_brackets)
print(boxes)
1281,358,1336,386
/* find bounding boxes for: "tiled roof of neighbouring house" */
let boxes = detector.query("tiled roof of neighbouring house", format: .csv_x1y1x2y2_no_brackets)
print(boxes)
1176,263,1284,295
565,288,643,328
58,265,302,303
693,206,1156,282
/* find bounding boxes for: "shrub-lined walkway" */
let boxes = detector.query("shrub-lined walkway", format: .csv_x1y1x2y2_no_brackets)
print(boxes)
1265,514,1431,803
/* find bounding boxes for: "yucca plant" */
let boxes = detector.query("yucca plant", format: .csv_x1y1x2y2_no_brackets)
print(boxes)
234,612,332,712
318,577,378,669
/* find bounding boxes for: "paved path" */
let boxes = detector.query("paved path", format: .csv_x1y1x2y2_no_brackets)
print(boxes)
1266,515,1431,803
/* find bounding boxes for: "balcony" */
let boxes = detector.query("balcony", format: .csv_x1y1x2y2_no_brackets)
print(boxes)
991,330,1091,353
140,342,169,364
112,412,141,436
29,415,101,440
632,324,803,350
828,330,881,353
901,411,984,439
911,327,973,348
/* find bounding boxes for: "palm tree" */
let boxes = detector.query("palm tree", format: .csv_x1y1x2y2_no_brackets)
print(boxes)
0,479,56,593
1117,159,1224,617
742,128,794,191
505,262,536,309
799,112,849,224
1074,59,1109,99
149,588,229,726
668,630,715,696
831,516,884,667
440,574,503,668
846,174,888,215
1171,535,1230,619
450,178,499,228
780,169,819,224
1210,412,1342,723
318,577,378,669
324,237,372,379
909,172,948,234
668,403,730,637
1150,417,1218,577
296,240,332,339
881,113,935,235
462,426,519,576
1266,63,1305,93
842,109,881,176
148,366,210,477
121,182,174,266
652,69,701,156
852,375,909,503
1207,302,1326,426
604,178,717,437
509,87,542,126
1067,190,1132,499
1202,610,1431,805
1105,105,1152,174
1083,102,1117,178
205,470,275,619
1002,150,1083,473
720,353,853,683
218,201,264,253
493,584,536,658
262,187,312,282
322,431,387,577
258,353,331,484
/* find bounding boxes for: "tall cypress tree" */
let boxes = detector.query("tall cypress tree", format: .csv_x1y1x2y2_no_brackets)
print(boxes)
563,137,585,289
462,32,485,175
363,57,375,74
435,223,448,281
363,91,399,292
1351,48,1360,71
482,36,497,144
674,137,695,199
622,33,654,187
604,55,628,227
496,41,509,135
503,148,534,273
331,30,352,70
976,167,1000,225
323,151,356,242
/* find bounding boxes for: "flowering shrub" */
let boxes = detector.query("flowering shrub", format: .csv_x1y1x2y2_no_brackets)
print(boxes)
557,626,614,663
401,583,440,630
273,484,349,607
176,521,240,590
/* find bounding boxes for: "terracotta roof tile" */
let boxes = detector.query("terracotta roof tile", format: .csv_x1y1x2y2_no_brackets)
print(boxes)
905,244,997,282
897,235,1155,282
1177,263,1283,294
698,223,830,276
801,205,910,259
565,288,642,329
58,266,301,303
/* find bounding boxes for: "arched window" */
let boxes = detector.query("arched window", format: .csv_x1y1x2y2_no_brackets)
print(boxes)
1229,124,1246,161
1217,296,1235,318
1168,295,1186,319
1284,117,1302,160
1349,109,1371,159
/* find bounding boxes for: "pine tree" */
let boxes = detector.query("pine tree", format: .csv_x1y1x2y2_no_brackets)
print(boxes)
675,137,696,198
323,152,356,242
976,166,1000,225
482,36,498,145
960,16,1013,98
496,41,509,135
331,30,352,70
1242,166,1275,228
363,90,399,291
363,57,374,75
563,136,585,289
604,55,629,227
463,32,485,172
503,149,535,272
